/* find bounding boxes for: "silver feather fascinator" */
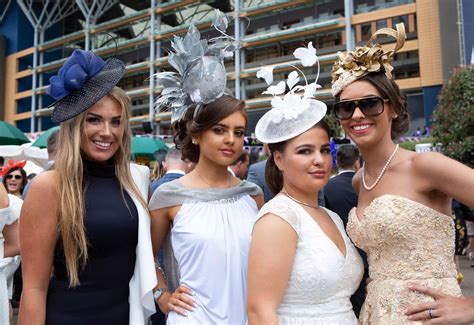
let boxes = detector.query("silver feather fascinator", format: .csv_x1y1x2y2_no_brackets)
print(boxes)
154,10,239,122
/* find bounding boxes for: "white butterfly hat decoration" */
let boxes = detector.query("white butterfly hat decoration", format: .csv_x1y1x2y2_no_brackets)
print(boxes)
254,42,328,144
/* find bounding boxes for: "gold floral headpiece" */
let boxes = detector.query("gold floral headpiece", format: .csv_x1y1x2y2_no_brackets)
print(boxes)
331,23,406,96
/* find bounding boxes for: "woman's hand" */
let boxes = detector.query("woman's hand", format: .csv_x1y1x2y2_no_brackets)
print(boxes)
157,285,196,316
405,283,474,324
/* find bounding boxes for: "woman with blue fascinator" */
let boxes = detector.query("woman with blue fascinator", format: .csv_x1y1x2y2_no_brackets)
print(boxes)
148,11,263,324
331,24,474,323
246,43,363,324
19,50,156,324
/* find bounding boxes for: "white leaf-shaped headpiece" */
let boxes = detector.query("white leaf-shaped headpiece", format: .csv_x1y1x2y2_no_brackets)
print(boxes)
254,42,327,143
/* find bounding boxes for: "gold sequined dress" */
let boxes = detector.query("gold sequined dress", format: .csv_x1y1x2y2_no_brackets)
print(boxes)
347,195,462,324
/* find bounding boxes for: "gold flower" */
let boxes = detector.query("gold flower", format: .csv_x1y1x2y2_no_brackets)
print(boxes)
331,23,406,96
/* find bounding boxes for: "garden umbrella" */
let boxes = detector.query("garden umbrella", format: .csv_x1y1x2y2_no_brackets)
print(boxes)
131,136,168,160
0,121,30,145
0,143,49,168
32,126,60,148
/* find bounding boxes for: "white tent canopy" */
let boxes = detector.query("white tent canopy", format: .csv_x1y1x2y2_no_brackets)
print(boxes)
0,143,49,172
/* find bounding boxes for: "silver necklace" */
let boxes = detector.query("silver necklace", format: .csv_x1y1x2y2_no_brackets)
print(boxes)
362,144,399,191
282,190,319,209
195,169,231,188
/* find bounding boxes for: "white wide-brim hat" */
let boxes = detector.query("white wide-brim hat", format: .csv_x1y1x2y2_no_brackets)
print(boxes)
255,98,327,144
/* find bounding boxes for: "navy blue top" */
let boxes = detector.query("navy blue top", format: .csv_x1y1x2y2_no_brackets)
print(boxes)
46,159,138,324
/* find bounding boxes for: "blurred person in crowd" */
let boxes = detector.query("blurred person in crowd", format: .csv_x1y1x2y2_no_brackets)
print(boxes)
0,183,22,324
451,200,469,283
247,144,274,202
19,50,156,324
150,147,191,195
247,43,363,324
332,23,474,323
324,144,367,317
324,144,360,226
22,130,59,200
228,151,250,180
150,148,168,183
1,161,27,198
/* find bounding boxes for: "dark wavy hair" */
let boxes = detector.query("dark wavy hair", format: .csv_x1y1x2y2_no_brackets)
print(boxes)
265,119,331,195
2,167,27,195
335,71,409,139
173,95,247,163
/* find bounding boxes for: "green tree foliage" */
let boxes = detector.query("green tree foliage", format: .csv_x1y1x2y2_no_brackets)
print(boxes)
431,67,474,167
326,111,342,138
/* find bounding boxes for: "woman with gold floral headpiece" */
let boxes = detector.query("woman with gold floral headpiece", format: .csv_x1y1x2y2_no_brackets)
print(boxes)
331,23,474,324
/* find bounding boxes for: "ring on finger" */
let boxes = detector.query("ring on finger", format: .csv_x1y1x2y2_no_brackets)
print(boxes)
428,308,433,319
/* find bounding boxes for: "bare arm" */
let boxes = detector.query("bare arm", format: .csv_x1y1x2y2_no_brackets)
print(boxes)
247,213,297,324
19,172,59,325
0,183,8,208
406,283,474,324
150,206,195,316
0,183,19,257
414,153,474,207
252,194,264,210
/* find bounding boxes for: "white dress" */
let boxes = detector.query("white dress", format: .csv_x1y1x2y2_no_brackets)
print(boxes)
256,195,363,324
0,194,22,324
149,180,262,325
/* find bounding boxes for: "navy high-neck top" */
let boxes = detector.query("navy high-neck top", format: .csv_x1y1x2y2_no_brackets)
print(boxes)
46,159,138,324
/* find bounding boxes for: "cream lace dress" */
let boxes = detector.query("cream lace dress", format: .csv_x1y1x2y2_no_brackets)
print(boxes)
347,195,462,324
257,195,364,324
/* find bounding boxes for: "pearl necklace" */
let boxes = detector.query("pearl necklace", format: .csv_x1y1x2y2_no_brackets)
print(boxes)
362,144,399,191
282,190,319,209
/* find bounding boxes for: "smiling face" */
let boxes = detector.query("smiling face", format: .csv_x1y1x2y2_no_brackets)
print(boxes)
196,110,246,167
4,169,24,196
274,126,332,194
80,95,124,163
338,80,395,148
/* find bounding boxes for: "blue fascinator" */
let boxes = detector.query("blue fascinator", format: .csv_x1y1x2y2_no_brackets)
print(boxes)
154,10,239,122
47,49,125,123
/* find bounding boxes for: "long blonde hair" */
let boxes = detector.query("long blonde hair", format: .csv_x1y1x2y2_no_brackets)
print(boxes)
55,86,147,287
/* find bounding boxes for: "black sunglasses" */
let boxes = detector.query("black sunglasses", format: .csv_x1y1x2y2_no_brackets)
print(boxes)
6,174,22,180
334,96,389,120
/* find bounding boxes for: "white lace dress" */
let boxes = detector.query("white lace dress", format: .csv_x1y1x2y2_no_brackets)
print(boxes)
0,195,22,324
256,195,363,324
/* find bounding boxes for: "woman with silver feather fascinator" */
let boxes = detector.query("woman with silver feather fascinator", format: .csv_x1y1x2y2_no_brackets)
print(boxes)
148,10,263,324
246,42,363,324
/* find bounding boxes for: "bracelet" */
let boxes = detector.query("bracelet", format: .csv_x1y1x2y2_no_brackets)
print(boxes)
155,262,167,281
153,287,169,302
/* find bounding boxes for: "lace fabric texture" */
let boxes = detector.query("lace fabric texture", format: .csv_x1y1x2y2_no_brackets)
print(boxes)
347,195,462,324
257,195,363,324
